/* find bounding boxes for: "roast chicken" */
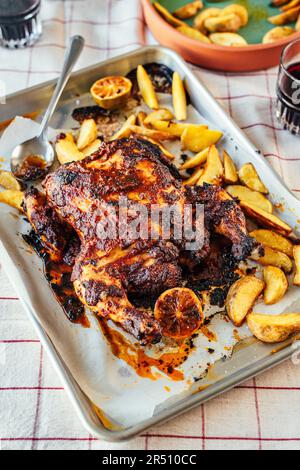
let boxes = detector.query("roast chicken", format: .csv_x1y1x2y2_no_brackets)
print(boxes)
24,138,256,345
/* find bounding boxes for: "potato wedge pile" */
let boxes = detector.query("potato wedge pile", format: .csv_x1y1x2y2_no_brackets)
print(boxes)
148,81,300,346
127,66,300,346
265,0,300,42
107,66,223,159
53,66,220,166
154,2,249,46
217,155,300,342
110,67,300,341
55,120,102,165
153,1,299,46
268,0,300,27
223,189,300,344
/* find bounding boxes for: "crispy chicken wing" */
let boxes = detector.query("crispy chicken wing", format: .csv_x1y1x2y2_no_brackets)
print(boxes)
23,187,69,263
187,184,256,261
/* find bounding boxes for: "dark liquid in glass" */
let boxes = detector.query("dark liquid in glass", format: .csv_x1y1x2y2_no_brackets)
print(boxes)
276,62,300,134
0,0,41,48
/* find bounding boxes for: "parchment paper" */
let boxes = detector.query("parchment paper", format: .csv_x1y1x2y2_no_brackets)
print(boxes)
0,100,299,428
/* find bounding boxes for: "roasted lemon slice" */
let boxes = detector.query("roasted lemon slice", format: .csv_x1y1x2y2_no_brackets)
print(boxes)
154,287,203,339
90,76,132,110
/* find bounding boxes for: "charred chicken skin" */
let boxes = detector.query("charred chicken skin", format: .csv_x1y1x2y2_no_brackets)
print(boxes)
24,138,256,345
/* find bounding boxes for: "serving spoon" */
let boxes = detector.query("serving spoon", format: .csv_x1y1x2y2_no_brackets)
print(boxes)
11,35,85,181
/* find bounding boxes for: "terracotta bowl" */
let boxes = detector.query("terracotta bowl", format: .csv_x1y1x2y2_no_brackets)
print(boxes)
142,0,300,72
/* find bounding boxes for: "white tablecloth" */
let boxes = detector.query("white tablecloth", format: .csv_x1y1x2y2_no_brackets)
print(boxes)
1,0,300,451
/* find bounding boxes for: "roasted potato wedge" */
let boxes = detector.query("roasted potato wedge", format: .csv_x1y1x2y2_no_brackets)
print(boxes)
250,229,293,257
176,25,211,43
151,120,208,137
181,147,210,170
183,165,203,186
197,145,224,186
194,8,222,33
144,108,174,125
128,124,177,141
173,1,203,20
0,189,23,211
223,150,238,184
281,0,300,11
137,65,158,110
293,245,300,286
63,132,74,142
268,6,300,25
154,2,186,27
209,32,247,47
263,266,288,305
77,119,98,150
222,4,248,26
226,185,273,214
271,0,290,6
247,313,300,343
172,72,187,121
181,128,223,153
141,136,175,160
296,12,300,30
238,163,268,194
110,114,136,140
204,13,242,33
251,246,293,273
82,139,102,157
226,275,265,326
240,201,292,236
263,26,295,44
0,170,22,191
137,111,147,127
55,134,84,164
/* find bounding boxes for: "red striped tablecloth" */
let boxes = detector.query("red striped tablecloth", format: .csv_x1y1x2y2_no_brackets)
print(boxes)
1,0,300,451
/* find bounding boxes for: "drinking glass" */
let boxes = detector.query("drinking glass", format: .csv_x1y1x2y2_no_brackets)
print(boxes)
0,0,42,49
276,38,300,135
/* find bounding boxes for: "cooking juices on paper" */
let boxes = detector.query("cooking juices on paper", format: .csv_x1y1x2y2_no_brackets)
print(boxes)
276,38,300,135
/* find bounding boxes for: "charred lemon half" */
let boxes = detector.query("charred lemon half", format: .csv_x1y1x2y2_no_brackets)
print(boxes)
90,76,132,110
154,287,203,339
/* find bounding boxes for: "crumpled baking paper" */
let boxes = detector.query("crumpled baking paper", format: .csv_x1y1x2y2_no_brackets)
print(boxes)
0,99,299,428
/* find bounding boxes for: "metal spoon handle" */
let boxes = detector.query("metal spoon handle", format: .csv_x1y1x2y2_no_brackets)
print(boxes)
39,35,85,138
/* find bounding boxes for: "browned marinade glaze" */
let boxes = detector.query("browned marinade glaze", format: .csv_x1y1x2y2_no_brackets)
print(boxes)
20,63,261,381
23,137,257,346
14,155,48,181
23,229,89,327
98,318,194,381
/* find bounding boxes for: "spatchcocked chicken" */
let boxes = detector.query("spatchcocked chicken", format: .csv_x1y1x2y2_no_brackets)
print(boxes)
24,138,257,345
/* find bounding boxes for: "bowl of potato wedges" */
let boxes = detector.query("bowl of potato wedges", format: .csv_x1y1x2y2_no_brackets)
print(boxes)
142,0,300,71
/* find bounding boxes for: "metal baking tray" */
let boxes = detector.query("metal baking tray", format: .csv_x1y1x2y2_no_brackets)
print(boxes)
1,46,300,442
